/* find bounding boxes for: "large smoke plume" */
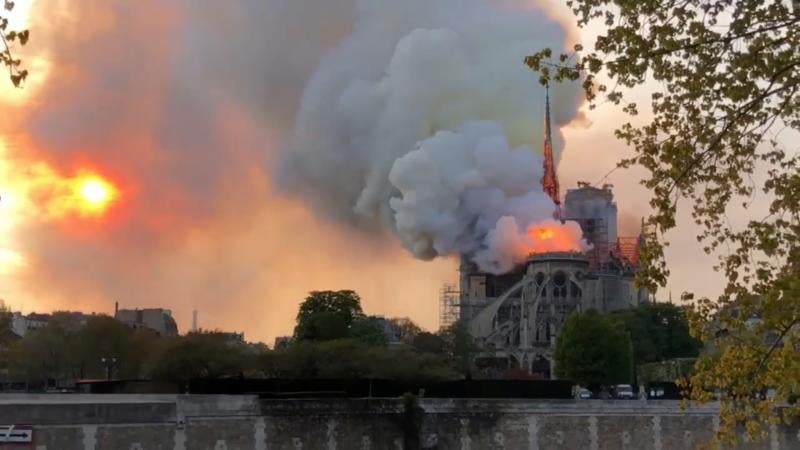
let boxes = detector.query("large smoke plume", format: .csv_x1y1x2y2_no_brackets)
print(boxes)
0,0,582,340
282,0,584,272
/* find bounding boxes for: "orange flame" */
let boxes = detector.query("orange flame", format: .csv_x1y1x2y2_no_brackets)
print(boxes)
522,221,585,255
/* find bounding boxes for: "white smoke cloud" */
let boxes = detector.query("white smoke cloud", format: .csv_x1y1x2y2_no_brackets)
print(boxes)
390,122,587,273
280,0,584,272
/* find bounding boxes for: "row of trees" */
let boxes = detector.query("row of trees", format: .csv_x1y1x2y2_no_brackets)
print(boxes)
287,290,474,380
2,292,700,390
555,303,701,386
0,309,267,389
0,291,476,390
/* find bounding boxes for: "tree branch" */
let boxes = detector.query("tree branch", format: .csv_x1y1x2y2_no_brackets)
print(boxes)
754,319,800,375
666,61,800,195
641,17,800,60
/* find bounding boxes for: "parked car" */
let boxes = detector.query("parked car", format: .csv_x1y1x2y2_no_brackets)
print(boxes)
614,384,636,399
578,388,592,399
648,387,665,399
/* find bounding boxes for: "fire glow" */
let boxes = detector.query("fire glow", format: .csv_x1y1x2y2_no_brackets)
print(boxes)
523,221,585,254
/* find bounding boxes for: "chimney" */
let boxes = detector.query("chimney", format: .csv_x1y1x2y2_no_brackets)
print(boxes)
192,309,198,332
114,301,119,317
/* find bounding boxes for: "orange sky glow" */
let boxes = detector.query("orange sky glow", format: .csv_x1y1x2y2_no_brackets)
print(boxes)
0,0,759,345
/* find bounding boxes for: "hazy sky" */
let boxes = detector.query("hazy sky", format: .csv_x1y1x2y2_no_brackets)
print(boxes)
0,0,775,344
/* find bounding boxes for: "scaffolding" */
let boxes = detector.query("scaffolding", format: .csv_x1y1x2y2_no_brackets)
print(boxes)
439,283,460,329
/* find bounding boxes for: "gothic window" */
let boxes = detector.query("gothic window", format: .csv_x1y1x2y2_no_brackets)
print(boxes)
571,282,581,298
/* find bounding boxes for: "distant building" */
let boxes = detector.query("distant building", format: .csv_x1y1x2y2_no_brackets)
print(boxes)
10,311,93,338
114,303,178,337
12,312,48,337
217,331,245,343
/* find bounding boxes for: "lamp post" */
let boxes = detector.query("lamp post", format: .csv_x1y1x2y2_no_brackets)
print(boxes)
100,356,117,381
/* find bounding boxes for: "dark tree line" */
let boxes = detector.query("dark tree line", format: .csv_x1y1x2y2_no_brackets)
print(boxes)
555,303,701,386
0,309,265,390
0,291,476,391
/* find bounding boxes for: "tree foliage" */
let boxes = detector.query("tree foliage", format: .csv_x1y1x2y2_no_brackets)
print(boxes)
388,317,423,344
263,300,462,380
294,290,364,341
412,331,446,355
350,316,390,346
75,315,157,380
0,302,12,346
2,318,262,390
611,303,701,364
262,339,456,381
1,304,464,391
554,309,632,385
7,313,84,388
1,0,30,87
438,322,479,377
527,0,799,441
149,331,259,384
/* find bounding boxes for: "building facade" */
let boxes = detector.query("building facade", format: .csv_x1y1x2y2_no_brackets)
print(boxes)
114,306,178,337
455,184,649,378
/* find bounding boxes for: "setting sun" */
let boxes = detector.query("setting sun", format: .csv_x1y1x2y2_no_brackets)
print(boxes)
71,173,119,216
79,177,114,206
6,162,122,220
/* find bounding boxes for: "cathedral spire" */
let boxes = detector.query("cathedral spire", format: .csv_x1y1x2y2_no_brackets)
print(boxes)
541,85,561,214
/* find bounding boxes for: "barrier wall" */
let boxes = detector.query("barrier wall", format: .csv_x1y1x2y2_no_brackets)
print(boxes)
1,395,798,449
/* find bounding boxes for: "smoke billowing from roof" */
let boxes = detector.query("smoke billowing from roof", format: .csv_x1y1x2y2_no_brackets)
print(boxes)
1,0,584,340
281,0,584,272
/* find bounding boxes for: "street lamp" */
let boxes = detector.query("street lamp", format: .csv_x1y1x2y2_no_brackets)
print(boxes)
100,357,117,381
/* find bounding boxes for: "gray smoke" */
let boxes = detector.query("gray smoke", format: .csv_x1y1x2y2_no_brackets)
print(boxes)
281,0,585,272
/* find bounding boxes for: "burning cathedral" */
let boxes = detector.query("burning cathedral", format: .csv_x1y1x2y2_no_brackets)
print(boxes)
440,89,651,379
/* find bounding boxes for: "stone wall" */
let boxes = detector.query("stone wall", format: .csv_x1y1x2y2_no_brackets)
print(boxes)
1,395,798,449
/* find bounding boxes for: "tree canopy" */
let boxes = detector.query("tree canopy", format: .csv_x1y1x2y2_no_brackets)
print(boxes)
412,332,446,355
527,0,799,441
1,0,30,87
350,316,390,347
294,290,364,341
0,302,12,346
1,301,465,391
262,339,456,381
149,331,259,384
438,322,479,378
611,303,701,364
554,309,632,385
388,317,423,344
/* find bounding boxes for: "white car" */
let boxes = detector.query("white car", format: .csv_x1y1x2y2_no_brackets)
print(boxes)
614,384,636,399
578,388,592,399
